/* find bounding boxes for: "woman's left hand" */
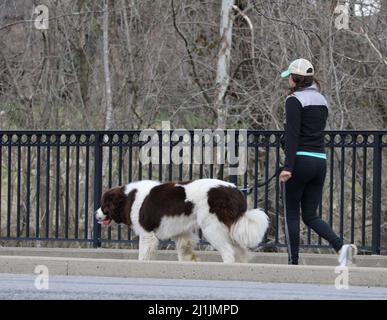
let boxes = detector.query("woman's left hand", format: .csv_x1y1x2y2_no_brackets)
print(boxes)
279,170,292,183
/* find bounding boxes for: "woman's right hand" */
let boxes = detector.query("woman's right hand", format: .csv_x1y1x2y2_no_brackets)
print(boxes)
279,170,292,183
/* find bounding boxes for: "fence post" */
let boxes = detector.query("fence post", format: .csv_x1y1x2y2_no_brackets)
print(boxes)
93,132,103,248
371,133,382,255
229,130,238,185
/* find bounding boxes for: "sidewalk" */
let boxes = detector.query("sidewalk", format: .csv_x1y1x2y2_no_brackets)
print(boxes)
0,247,386,287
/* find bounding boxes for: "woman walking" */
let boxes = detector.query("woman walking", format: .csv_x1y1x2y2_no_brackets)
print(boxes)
279,58,357,266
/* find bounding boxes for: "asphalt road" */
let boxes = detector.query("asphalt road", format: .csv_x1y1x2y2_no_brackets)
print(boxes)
0,273,386,300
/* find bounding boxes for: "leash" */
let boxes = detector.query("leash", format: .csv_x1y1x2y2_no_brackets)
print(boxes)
281,180,292,264
237,166,292,263
238,166,284,195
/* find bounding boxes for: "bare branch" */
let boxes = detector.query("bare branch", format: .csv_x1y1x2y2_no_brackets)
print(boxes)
170,0,214,112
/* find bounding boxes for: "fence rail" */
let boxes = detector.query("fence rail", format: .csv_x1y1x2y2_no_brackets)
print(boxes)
0,130,385,254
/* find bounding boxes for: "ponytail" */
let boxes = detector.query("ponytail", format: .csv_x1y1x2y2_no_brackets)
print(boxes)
287,75,321,96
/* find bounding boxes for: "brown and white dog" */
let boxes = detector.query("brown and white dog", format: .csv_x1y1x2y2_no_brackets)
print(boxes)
95,179,269,263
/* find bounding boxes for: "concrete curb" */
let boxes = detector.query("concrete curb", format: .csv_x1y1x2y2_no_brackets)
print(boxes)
0,255,387,287
1,247,386,268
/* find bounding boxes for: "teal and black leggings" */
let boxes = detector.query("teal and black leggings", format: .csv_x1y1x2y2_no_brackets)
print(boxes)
284,155,343,265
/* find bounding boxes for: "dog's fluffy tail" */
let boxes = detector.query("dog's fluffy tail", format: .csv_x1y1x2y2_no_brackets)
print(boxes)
230,208,269,249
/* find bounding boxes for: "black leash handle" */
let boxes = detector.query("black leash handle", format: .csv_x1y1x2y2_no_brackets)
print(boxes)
239,166,284,194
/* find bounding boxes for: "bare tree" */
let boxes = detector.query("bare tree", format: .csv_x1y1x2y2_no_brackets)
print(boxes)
102,0,113,131
214,0,235,129
0,0,385,247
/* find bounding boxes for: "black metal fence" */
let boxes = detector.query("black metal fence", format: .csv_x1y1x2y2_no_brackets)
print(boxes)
0,130,385,254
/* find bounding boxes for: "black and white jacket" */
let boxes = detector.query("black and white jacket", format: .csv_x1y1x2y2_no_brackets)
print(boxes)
283,83,329,172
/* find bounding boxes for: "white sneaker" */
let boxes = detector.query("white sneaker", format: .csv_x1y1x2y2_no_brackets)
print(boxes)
338,244,357,267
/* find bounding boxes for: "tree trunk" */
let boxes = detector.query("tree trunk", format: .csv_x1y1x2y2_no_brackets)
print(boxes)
78,0,90,112
103,0,113,131
214,0,235,129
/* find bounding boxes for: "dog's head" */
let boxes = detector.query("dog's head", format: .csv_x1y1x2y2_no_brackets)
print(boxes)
95,186,133,226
